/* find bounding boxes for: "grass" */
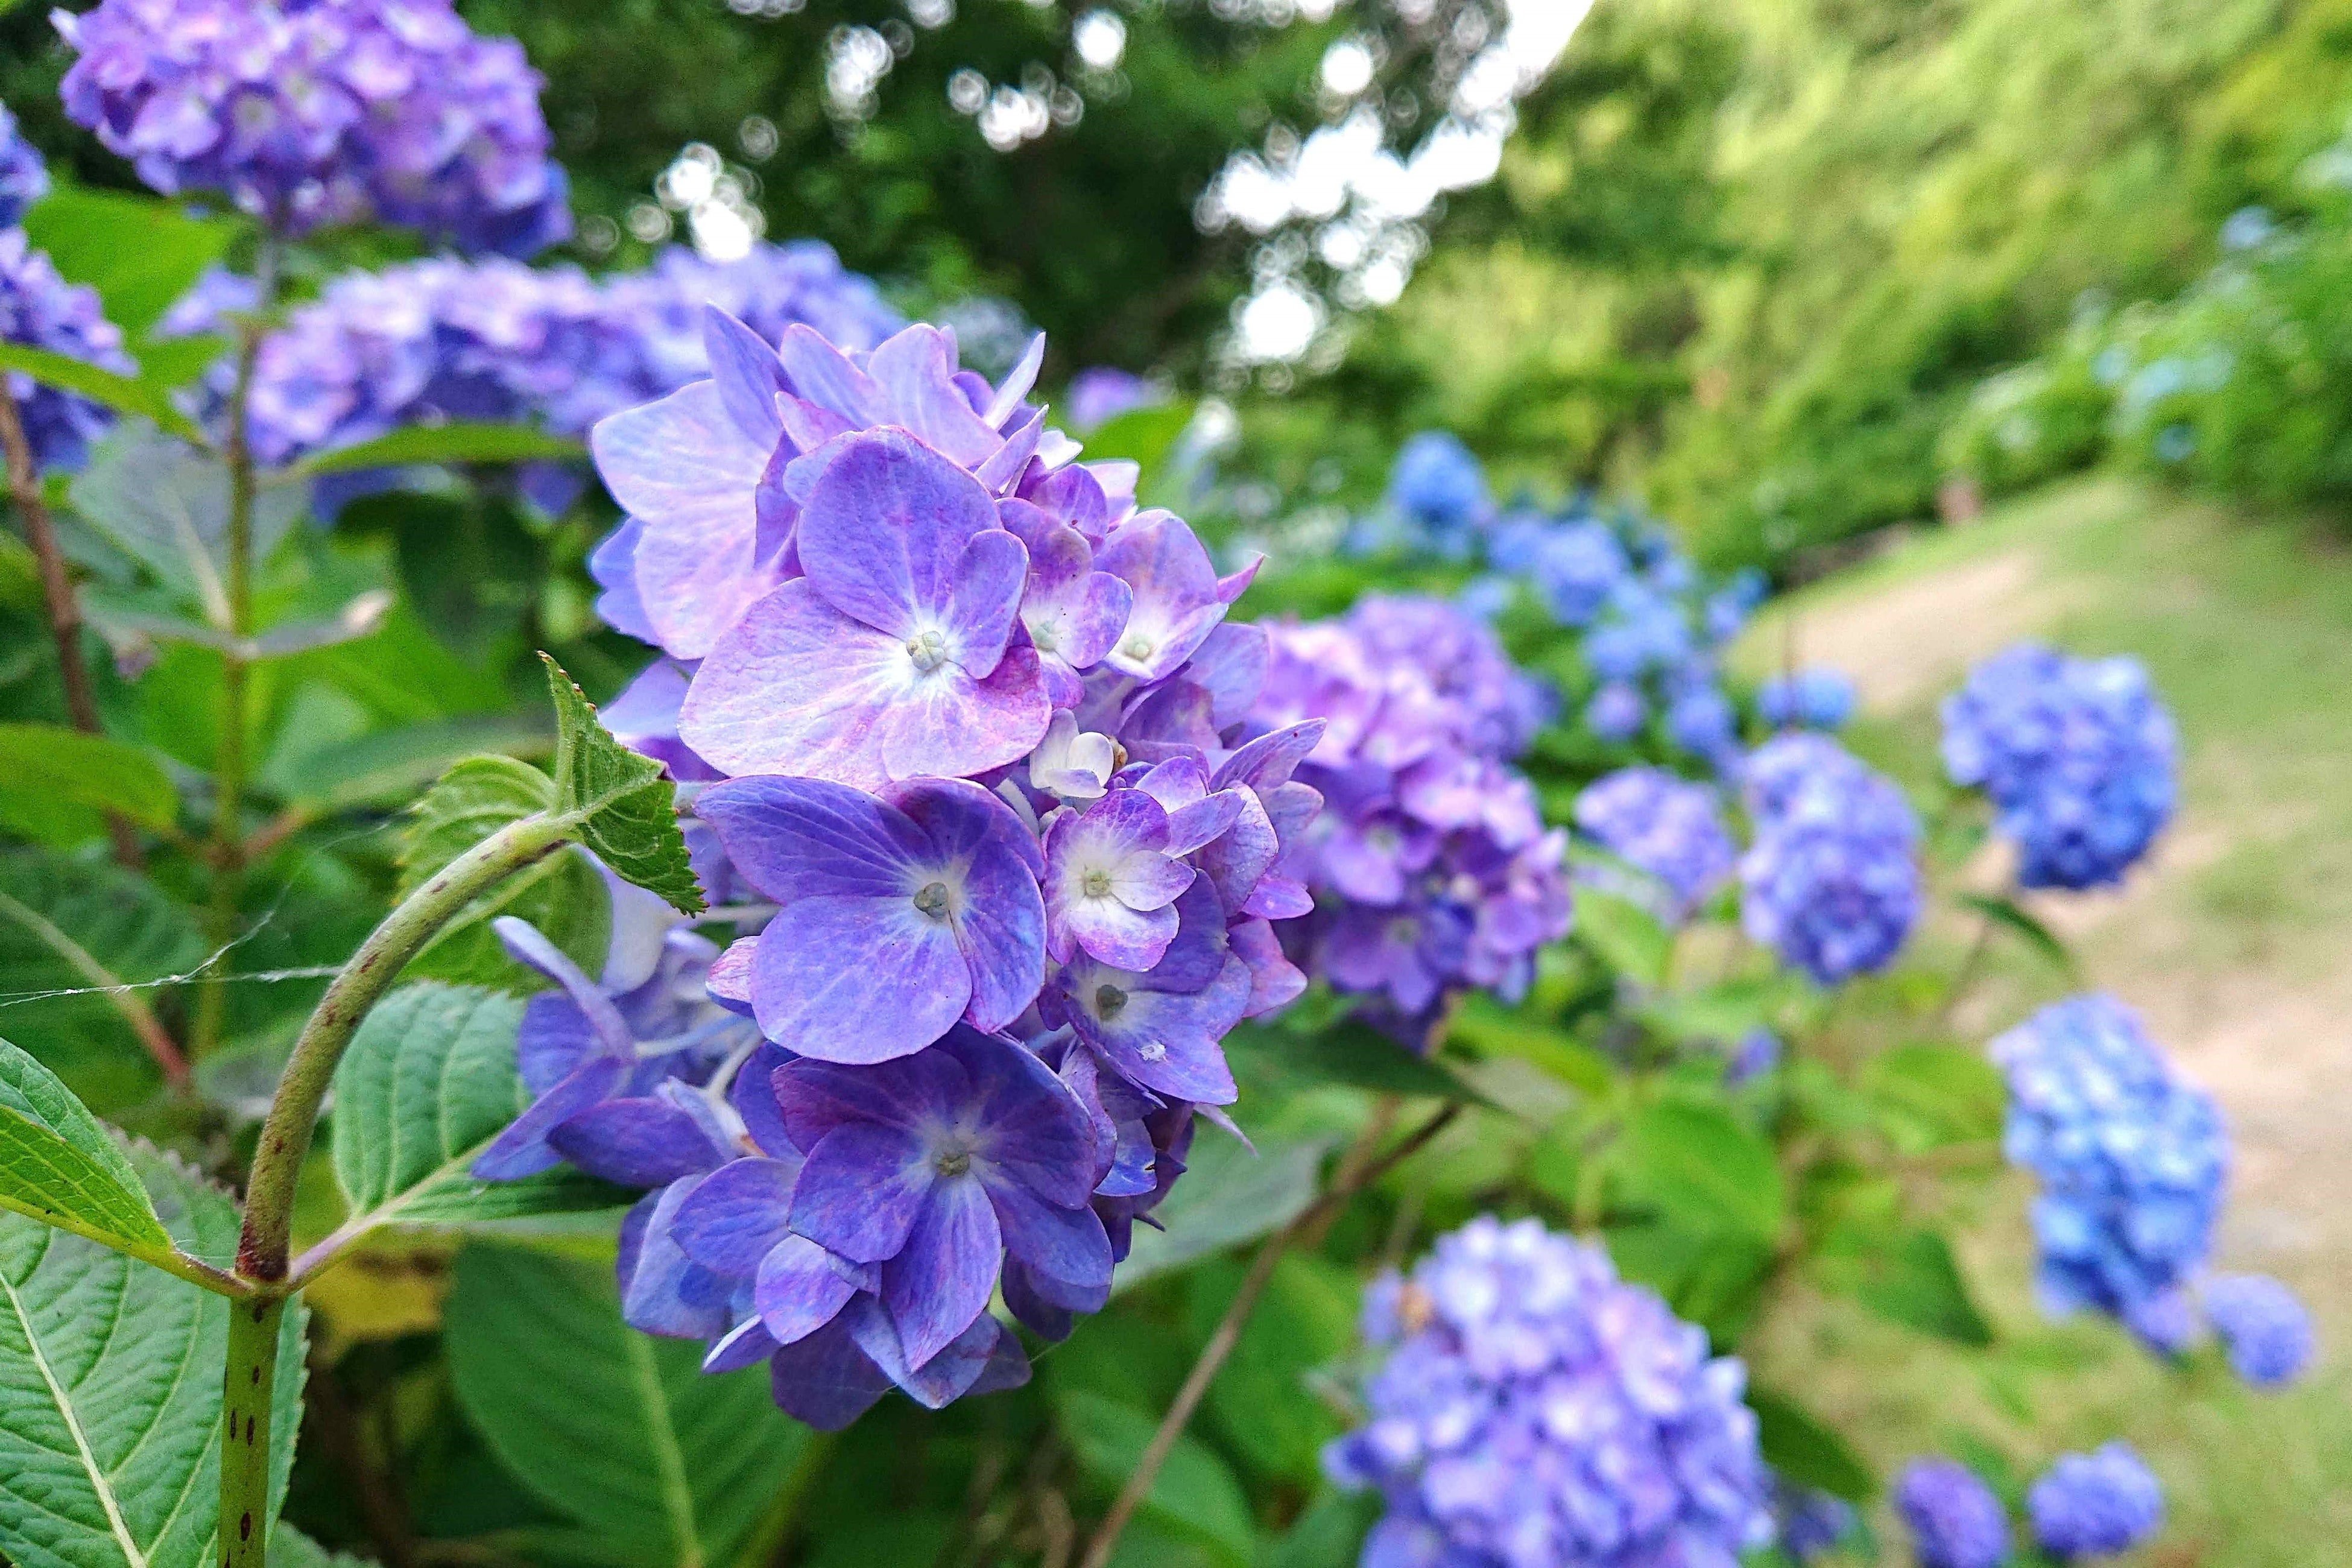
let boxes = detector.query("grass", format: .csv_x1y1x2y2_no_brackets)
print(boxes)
1731,475,2352,1566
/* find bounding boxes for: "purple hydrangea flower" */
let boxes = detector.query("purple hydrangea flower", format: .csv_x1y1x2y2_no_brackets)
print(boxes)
1257,598,1572,1037
1665,681,1740,770
1756,667,1856,732
1739,733,1920,986
1323,1216,1774,1567
1991,995,2228,1351
1771,1477,1856,1562
0,230,133,473
0,101,50,227
1941,644,2176,890
1064,366,1164,434
56,0,570,253
1724,1028,1781,1086
1573,767,1734,917
1584,681,1646,742
2026,1443,2163,1561
1897,1459,2011,1568
2199,1272,2312,1388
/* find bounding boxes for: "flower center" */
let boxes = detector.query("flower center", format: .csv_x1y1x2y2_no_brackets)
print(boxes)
905,627,951,672
1094,982,1128,1019
934,1148,972,1178
1121,633,1153,660
1081,868,1113,897
912,880,953,919
1029,619,1059,652
1368,826,1400,853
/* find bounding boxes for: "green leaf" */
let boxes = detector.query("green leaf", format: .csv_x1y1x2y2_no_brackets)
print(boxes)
1602,1221,1774,1341
1056,1387,1255,1567
1188,1254,1354,1481
1860,1042,2005,1153
1956,892,2075,975
68,424,306,618
0,849,205,1105
445,1244,815,1568
0,345,204,443
0,1146,307,1568
1749,1386,1876,1502
1114,1133,1332,1292
268,1524,375,1568
1080,400,1196,478
265,714,549,811
0,1037,171,1262
1610,1099,1784,1244
24,185,241,343
322,983,628,1255
1445,992,1614,1096
399,755,609,990
1264,1491,1379,1568
0,724,177,846
543,656,702,914
1815,1225,1994,1347
1572,885,1674,988
287,422,587,479
1227,1016,1493,1105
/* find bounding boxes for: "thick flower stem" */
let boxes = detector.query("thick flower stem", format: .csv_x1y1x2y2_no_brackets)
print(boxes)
220,1294,285,1568
1076,1101,1462,1568
0,379,144,870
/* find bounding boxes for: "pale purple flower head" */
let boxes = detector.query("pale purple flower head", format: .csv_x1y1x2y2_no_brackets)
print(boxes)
2027,1444,2162,1561
1573,767,1734,917
1897,1459,2011,1568
0,101,50,227
1065,366,1163,433
0,230,133,473
1739,733,1920,986
56,0,570,253
1324,1216,1773,1567
2200,1272,2313,1388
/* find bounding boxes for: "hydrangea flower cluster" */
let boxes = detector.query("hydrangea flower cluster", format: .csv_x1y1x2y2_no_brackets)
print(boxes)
2199,1272,2313,1387
1737,734,1920,986
1755,668,1855,732
2026,1443,2163,1561
1990,994,2228,1352
1941,643,2177,890
1254,594,1571,1036
1769,1479,1855,1563
162,241,902,506
1377,429,1491,555
0,229,133,472
482,305,1327,1426
55,0,569,254
1895,1459,2010,1568
0,101,49,228
1321,1216,1774,1568
1573,767,1734,919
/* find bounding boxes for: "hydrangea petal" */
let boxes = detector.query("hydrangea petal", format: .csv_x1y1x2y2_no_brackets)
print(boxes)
669,1156,800,1275
756,1234,862,1345
795,430,999,637
678,582,910,789
750,893,970,1063
789,1122,933,1263
882,1176,1003,1369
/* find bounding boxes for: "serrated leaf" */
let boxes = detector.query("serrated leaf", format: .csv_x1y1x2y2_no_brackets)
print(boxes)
1115,1134,1332,1292
0,346,204,443
323,983,628,1253
444,1244,814,1568
398,756,608,991
1610,1100,1784,1244
1572,885,1674,988
542,656,701,914
0,725,177,847
289,422,586,478
0,1037,171,1261
0,1146,307,1568
1748,1386,1876,1502
1056,1387,1254,1567
23,185,241,343
67,424,305,619
0,850,204,1106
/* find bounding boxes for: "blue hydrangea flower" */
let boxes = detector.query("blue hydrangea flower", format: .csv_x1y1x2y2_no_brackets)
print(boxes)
1385,430,1491,552
2026,1443,2162,1561
1529,519,1628,627
1897,1459,2010,1568
1738,735,1920,986
1756,668,1856,732
0,101,49,227
1991,995,2228,1350
1573,767,1734,917
56,0,569,253
1665,680,1740,771
1584,681,1646,743
1322,1216,1774,1568
1257,598,1571,1035
1941,644,2176,890
1771,1477,1856,1562
2200,1272,2313,1388
477,307,1329,1425
0,230,133,472
1724,1028,1781,1086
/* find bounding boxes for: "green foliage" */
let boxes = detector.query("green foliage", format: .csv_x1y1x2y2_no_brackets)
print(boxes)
1816,1224,1996,1347
0,724,177,844
0,344,204,443
542,656,702,915
290,424,587,479
444,1244,815,1568
1116,1134,1332,1292
68,424,308,622
1056,1388,1256,1565
0,1148,307,1568
397,755,609,991
1750,1386,1877,1502
0,1035,171,1261
21,183,242,344
324,983,627,1252
1571,885,1674,989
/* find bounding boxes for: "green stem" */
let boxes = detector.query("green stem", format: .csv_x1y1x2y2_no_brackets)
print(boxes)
219,1295,286,1568
235,809,572,1283
197,244,279,1058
